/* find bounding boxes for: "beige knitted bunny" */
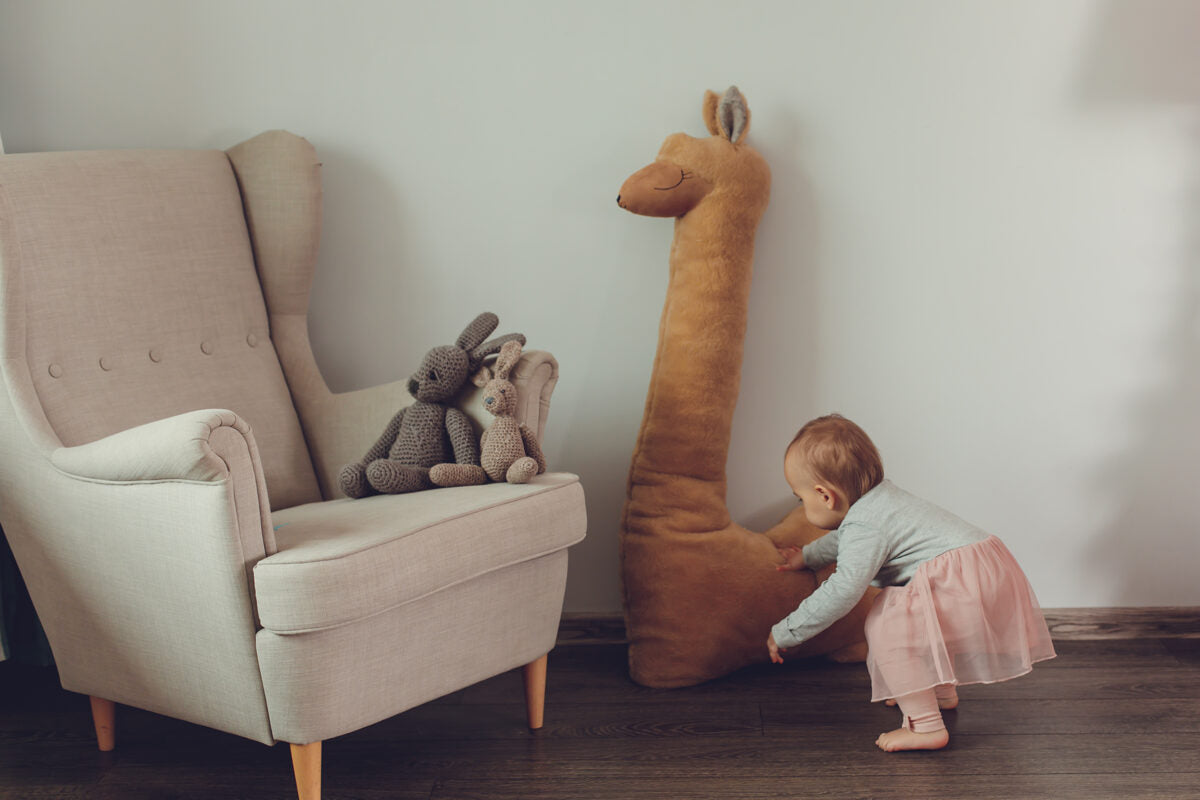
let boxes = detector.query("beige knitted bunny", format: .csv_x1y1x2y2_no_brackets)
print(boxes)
472,339,547,483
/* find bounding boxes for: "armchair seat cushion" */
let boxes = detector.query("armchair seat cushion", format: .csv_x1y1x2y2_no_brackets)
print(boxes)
254,473,585,634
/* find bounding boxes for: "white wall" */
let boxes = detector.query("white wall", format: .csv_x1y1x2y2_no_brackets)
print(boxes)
2,0,1197,611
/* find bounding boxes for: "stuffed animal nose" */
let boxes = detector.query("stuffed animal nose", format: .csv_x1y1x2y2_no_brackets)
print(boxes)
485,397,494,405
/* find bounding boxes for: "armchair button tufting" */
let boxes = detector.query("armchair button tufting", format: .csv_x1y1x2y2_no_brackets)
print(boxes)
99,357,112,371
48,363,63,378
246,333,258,347
149,349,162,363
200,341,213,355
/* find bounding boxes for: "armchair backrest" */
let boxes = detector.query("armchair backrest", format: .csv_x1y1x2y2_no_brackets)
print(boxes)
0,143,322,510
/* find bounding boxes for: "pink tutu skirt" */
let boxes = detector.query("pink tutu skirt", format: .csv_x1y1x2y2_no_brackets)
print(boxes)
865,535,1056,702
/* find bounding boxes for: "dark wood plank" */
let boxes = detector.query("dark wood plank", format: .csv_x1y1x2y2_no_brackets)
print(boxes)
557,608,1200,645
764,698,1200,735
431,774,1200,800
3,640,1200,799
301,733,1200,779
352,700,763,740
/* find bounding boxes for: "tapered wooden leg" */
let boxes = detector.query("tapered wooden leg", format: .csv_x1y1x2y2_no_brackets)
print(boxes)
290,741,321,800
89,696,115,752
522,653,548,730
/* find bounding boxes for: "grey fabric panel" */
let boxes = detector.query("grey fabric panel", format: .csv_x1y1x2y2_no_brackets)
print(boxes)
0,148,321,510
256,474,585,633
257,550,568,744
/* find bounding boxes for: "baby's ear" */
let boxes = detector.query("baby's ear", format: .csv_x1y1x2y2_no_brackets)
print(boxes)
472,365,492,388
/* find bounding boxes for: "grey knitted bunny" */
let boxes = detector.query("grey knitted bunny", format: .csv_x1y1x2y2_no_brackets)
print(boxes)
432,339,547,486
338,312,524,497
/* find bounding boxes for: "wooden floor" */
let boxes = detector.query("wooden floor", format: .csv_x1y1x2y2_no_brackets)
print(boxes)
2,638,1198,799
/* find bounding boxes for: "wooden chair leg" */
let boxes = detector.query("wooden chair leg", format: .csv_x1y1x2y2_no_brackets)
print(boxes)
290,741,321,800
89,696,115,752
522,653,548,730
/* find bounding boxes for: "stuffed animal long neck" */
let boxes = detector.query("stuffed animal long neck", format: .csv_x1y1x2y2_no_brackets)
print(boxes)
616,87,873,687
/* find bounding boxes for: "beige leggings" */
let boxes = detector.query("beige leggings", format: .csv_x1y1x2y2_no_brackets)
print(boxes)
896,684,958,733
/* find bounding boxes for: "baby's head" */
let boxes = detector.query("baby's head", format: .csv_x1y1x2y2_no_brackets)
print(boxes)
784,414,884,529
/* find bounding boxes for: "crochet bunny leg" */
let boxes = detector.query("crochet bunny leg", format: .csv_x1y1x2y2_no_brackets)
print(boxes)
505,457,539,484
365,460,432,494
339,462,376,499
429,463,488,487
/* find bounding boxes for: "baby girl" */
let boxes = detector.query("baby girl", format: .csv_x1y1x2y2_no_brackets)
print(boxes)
768,414,1056,752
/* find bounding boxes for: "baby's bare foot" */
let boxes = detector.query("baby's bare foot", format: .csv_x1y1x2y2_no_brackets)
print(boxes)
875,727,949,752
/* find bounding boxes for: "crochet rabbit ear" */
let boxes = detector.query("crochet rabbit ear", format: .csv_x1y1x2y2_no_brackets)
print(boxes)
471,365,492,387
470,332,526,370
456,312,500,352
494,339,523,380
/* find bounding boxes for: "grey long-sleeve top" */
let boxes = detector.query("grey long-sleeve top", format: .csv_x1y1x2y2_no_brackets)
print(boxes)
770,479,990,651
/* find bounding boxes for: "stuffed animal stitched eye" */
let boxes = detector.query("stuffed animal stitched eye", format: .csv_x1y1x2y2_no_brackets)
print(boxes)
654,169,692,191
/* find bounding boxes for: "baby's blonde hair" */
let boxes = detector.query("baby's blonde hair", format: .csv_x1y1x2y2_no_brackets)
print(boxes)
788,414,884,505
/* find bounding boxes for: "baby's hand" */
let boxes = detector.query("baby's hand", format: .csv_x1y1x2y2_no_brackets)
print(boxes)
775,544,806,572
767,633,784,664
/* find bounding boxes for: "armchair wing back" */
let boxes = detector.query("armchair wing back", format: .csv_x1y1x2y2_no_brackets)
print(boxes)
0,144,322,510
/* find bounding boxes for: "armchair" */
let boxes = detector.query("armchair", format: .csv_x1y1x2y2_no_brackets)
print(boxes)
0,131,586,799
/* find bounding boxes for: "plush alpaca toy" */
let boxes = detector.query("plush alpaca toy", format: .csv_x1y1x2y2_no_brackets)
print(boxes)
431,339,547,486
616,87,875,687
338,312,524,497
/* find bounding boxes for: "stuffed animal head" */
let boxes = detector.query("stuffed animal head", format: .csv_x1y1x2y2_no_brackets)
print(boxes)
408,312,525,403
616,86,770,221
473,339,523,417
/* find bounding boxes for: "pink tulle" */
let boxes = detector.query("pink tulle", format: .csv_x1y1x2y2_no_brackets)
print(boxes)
865,536,1056,703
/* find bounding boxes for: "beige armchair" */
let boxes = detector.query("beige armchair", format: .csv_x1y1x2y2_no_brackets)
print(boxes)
0,131,586,799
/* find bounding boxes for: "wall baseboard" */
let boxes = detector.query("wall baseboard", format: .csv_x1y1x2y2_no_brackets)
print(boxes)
1041,607,1200,640
557,607,1200,646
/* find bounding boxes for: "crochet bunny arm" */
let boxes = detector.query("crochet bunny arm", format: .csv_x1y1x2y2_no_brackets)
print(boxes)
445,407,481,465
519,423,547,473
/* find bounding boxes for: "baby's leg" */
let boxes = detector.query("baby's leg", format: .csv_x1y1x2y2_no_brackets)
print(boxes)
885,683,958,709
876,689,950,752
934,683,959,710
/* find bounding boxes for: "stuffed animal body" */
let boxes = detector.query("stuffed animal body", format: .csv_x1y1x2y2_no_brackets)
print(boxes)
339,312,524,497
616,88,874,687
431,339,547,485
478,340,546,483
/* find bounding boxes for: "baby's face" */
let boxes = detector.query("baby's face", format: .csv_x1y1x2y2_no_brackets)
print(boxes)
784,447,848,530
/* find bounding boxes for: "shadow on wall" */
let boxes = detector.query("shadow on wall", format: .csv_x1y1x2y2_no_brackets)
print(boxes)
306,143,418,394
732,106,825,533
1078,0,1200,604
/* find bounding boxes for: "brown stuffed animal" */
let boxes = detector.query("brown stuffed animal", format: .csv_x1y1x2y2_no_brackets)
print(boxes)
339,312,524,497
616,87,875,688
433,339,547,486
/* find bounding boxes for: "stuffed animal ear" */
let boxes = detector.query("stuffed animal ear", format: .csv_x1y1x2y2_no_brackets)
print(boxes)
716,86,751,145
470,332,526,370
702,90,721,136
472,365,492,387
456,312,500,353
494,339,523,380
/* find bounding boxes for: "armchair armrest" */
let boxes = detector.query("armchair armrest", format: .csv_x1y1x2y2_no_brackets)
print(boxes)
50,408,276,554
17,408,278,742
51,409,255,483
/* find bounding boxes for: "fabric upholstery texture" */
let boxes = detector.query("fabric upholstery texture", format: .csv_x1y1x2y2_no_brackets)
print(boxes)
258,474,584,633
0,131,585,755
0,148,320,511
258,550,568,744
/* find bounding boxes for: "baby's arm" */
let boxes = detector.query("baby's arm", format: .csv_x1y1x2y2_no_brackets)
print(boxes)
800,529,841,572
771,525,887,651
